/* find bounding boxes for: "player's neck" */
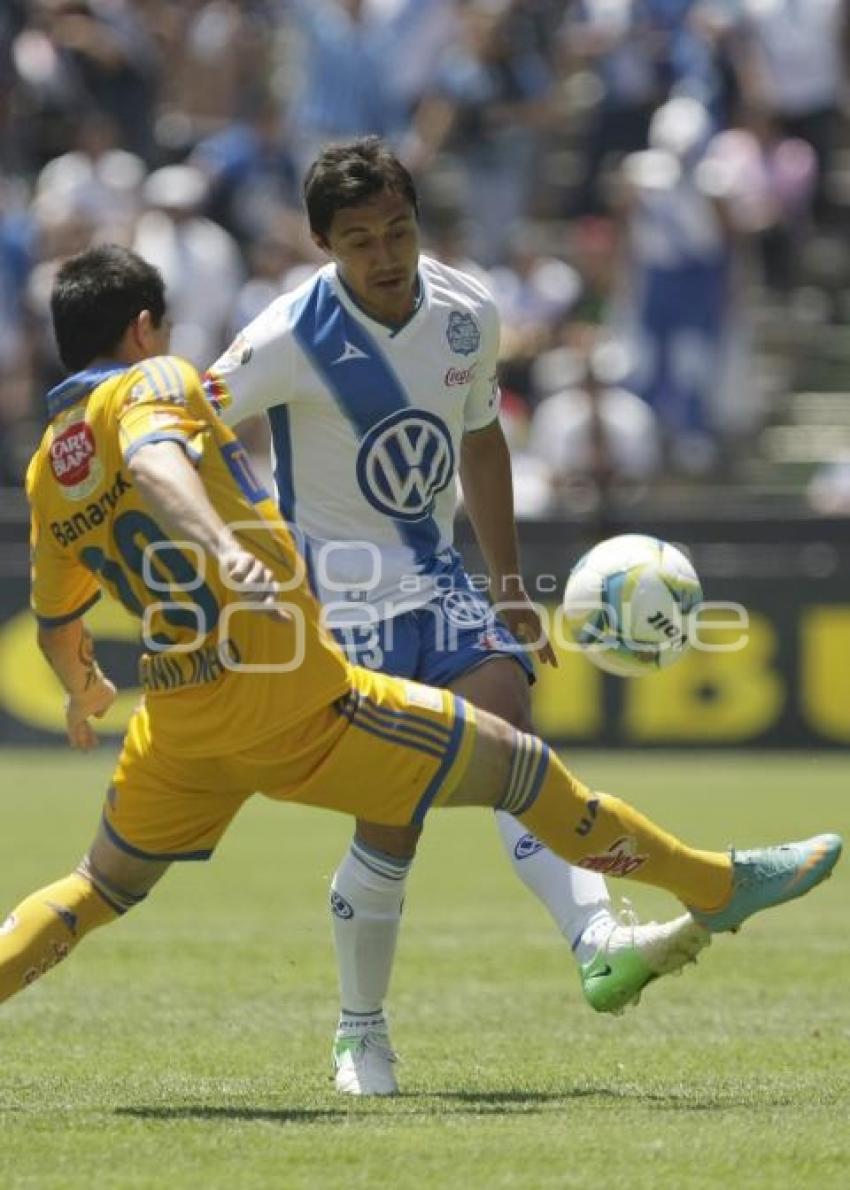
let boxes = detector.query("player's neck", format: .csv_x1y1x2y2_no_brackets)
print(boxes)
338,272,422,331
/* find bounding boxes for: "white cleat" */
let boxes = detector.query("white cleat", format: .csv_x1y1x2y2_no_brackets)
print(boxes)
580,908,711,1014
333,1029,399,1096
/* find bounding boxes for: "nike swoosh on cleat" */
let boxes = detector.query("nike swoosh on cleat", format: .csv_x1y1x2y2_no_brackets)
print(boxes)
785,841,832,890
587,964,613,980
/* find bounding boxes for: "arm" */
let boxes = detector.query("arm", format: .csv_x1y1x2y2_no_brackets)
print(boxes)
127,439,284,608
37,618,117,751
460,420,556,666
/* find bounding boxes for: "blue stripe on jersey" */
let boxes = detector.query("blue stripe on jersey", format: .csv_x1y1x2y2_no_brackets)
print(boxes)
268,404,295,521
45,365,129,420
220,440,269,504
290,276,441,560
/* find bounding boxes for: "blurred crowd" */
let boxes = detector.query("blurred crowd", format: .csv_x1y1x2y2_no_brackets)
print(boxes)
2,0,850,513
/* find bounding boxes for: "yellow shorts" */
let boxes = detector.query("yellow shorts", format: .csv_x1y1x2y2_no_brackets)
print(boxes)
103,666,477,861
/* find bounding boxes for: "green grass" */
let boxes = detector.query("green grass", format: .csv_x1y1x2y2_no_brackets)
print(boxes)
0,749,848,1190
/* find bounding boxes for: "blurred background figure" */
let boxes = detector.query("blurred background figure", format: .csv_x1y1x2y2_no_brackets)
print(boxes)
409,0,557,265
726,0,848,225
613,96,753,476
133,164,243,367
529,338,662,517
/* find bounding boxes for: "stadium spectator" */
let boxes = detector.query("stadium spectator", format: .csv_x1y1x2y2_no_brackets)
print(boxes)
0,181,38,483
284,0,412,173
24,0,160,161
726,0,848,223
189,96,300,245
132,164,243,367
409,0,557,265
529,340,662,513
613,96,753,474
701,106,816,292
33,111,145,242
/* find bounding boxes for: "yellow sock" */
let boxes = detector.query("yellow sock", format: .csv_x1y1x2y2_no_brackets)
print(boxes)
502,736,732,910
0,871,120,1004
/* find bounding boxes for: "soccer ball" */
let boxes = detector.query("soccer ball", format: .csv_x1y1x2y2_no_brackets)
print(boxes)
563,534,702,677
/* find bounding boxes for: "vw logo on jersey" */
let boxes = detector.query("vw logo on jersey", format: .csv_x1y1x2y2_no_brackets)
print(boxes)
441,588,492,630
330,891,354,920
356,409,455,522
446,310,480,355
514,833,545,861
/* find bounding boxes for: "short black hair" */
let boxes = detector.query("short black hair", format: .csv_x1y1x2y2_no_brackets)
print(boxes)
303,136,419,241
51,244,167,371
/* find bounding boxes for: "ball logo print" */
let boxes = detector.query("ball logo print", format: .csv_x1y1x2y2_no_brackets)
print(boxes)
356,409,454,521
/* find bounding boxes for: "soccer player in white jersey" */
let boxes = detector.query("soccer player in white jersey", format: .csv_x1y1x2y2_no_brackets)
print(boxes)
206,138,711,1095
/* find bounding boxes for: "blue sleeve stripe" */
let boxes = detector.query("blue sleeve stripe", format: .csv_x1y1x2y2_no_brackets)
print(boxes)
138,361,165,401
35,590,102,627
100,813,215,862
411,694,469,825
123,430,194,464
157,356,187,400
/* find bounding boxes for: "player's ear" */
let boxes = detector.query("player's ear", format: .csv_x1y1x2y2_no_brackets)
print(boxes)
135,309,161,351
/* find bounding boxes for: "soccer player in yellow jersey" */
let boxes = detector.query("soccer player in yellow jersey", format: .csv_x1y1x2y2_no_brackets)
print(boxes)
0,245,841,1076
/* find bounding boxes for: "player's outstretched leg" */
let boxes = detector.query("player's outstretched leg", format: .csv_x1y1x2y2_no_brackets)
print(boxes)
0,822,168,1005
451,659,709,1014
0,863,125,1002
445,712,842,931
330,823,417,1096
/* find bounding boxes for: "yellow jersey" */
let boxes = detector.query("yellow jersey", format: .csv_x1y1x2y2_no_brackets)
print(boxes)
27,355,350,755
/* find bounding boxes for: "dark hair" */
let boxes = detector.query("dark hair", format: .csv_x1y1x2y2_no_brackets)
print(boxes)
51,244,167,371
303,136,419,241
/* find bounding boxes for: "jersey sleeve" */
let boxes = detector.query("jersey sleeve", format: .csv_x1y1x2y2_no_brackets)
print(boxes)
117,355,209,465
26,477,101,627
204,299,295,428
464,300,502,432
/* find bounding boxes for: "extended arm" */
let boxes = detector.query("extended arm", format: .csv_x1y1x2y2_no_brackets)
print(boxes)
460,420,556,665
126,439,284,606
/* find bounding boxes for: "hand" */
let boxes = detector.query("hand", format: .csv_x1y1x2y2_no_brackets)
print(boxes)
496,588,558,667
218,544,291,621
65,675,118,751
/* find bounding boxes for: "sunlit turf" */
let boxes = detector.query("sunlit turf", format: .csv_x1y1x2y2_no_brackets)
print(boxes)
0,749,848,1189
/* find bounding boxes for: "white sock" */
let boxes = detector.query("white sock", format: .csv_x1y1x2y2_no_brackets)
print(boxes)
495,810,614,964
331,840,411,1027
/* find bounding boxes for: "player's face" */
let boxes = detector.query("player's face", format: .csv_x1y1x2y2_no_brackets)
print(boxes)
318,188,419,326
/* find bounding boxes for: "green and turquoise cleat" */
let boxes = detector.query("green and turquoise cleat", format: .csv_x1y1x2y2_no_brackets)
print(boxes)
689,834,843,934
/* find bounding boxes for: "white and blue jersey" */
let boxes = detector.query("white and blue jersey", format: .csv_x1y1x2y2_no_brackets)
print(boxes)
208,255,501,622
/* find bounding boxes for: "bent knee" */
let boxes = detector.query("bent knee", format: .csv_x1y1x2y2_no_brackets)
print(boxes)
354,819,422,859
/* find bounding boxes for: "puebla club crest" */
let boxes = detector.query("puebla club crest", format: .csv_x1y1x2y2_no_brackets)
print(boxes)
446,310,480,356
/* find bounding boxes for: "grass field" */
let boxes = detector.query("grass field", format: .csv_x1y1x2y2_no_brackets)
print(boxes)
0,748,848,1190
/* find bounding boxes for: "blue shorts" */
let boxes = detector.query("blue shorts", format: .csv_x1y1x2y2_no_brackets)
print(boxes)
331,560,535,688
